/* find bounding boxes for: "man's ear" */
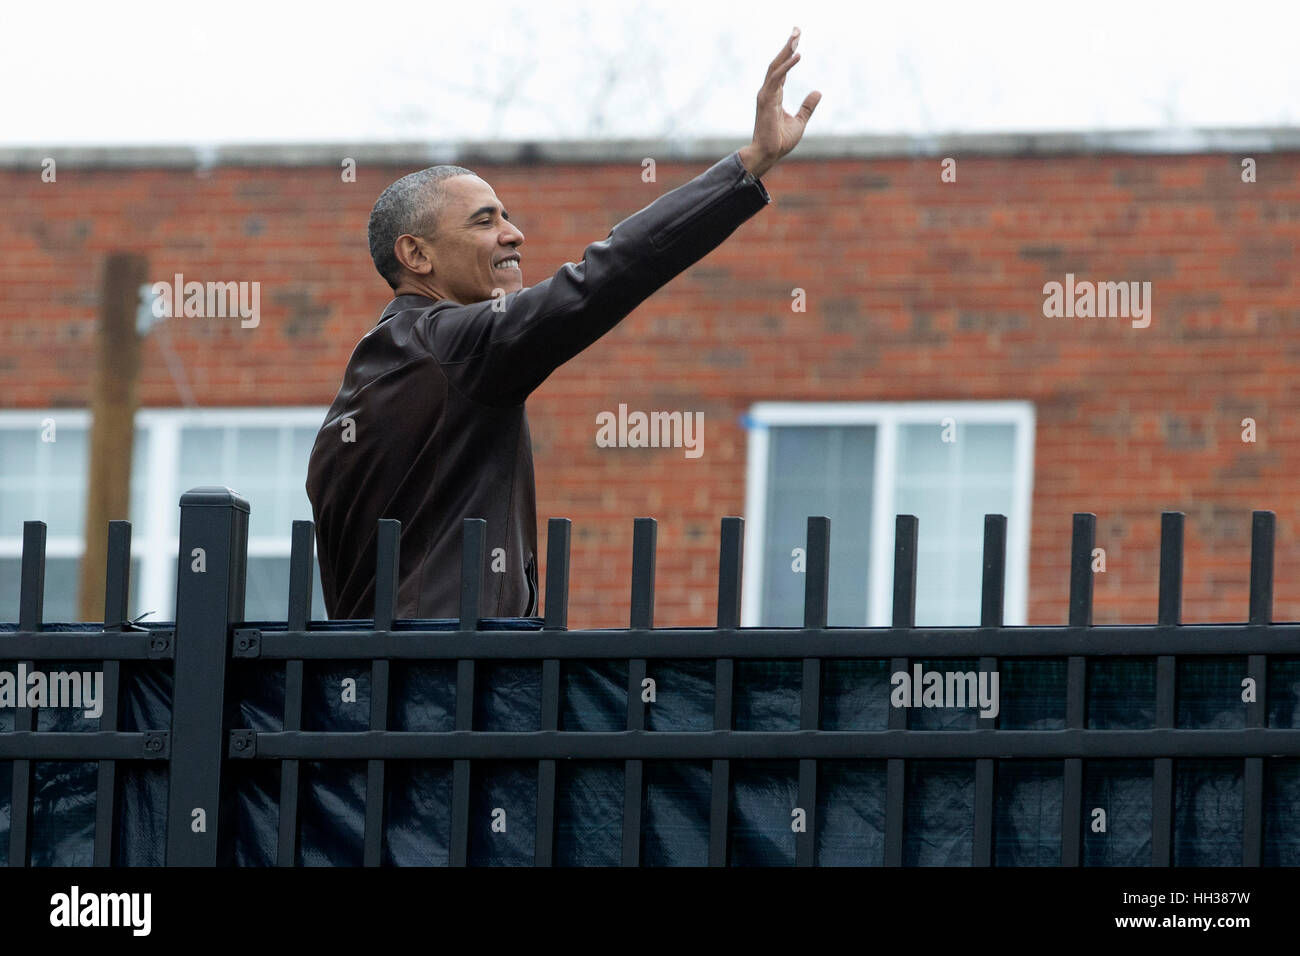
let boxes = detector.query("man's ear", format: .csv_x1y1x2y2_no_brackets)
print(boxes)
394,234,435,276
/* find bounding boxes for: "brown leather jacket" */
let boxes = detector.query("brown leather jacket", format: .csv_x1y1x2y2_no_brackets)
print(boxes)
306,150,771,621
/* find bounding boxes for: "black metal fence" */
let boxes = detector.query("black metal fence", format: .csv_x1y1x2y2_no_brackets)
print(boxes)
2,485,1297,865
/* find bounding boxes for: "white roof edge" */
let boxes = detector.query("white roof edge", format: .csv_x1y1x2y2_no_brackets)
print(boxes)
0,128,1296,169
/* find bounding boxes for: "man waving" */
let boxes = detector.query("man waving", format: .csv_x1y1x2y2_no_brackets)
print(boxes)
307,28,821,621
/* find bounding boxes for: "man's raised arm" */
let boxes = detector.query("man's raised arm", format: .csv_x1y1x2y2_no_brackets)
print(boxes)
420,28,821,408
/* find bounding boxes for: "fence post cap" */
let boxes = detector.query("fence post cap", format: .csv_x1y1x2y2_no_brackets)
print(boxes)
178,485,251,512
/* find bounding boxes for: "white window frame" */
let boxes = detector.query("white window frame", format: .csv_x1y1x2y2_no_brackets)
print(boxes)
0,406,329,622
741,401,1035,628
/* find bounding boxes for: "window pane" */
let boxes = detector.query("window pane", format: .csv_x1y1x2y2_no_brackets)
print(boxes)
3,424,154,541
0,426,87,538
896,422,955,478
963,425,1017,476
179,424,315,539
895,423,1017,625
128,428,152,535
142,548,329,623
290,427,321,525
0,483,37,539
0,556,146,624
0,557,70,622
178,427,226,506
243,555,329,622
231,428,284,537
1,428,39,479
760,426,874,626
45,429,87,537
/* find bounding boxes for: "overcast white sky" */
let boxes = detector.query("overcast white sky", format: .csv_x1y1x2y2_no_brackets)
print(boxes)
1,0,1296,147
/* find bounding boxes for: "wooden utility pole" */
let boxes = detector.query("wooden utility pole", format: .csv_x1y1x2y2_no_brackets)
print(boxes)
78,252,147,623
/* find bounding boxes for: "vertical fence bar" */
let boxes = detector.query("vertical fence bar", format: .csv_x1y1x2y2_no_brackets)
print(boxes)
802,517,830,630
973,514,1006,867
1152,512,1182,866
710,518,743,867
1248,511,1275,627
277,520,314,867
458,518,485,630
535,656,560,868
629,518,656,631
450,649,474,867
1244,511,1274,866
1061,513,1094,868
361,519,400,867
622,518,655,867
93,520,131,867
536,519,570,866
1156,512,1184,627
9,521,45,867
885,515,918,867
543,519,571,632
796,517,829,867
450,518,486,867
166,487,248,866
717,518,743,631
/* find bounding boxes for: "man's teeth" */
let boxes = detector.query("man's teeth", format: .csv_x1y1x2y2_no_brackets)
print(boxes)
494,260,519,269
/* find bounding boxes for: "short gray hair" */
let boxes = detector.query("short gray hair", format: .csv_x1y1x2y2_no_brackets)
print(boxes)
368,165,476,291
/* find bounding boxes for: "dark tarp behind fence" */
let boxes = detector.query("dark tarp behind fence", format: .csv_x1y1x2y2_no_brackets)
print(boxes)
3,620,1299,865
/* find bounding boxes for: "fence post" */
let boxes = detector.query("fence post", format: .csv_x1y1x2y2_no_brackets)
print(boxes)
363,518,400,867
1152,512,1183,866
1061,513,1095,868
9,521,46,867
276,519,316,867
535,518,571,866
884,514,918,868
165,486,248,865
709,518,743,867
622,517,656,867
450,518,487,867
973,514,1007,867
93,519,133,867
796,516,829,867
1243,510,1274,866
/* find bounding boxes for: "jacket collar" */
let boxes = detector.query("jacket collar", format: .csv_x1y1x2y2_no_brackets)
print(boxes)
379,291,441,317
379,293,449,327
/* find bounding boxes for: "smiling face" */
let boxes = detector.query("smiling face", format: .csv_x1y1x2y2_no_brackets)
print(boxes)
394,174,525,304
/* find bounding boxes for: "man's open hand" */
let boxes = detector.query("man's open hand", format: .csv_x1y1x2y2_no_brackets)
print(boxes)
739,27,821,180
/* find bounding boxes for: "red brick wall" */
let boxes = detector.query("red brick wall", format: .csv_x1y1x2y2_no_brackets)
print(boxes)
3,149,1298,627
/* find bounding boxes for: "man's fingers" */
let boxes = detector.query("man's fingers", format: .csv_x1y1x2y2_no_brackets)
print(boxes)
759,52,799,105
767,51,800,89
765,28,800,79
797,90,822,122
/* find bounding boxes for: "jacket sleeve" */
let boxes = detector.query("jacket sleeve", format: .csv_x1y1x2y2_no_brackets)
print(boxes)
415,150,771,408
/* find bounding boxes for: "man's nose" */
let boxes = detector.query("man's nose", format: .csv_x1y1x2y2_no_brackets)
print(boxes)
503,222,524,245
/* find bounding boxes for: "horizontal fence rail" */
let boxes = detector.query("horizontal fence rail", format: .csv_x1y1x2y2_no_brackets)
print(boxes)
2,486,1298,866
